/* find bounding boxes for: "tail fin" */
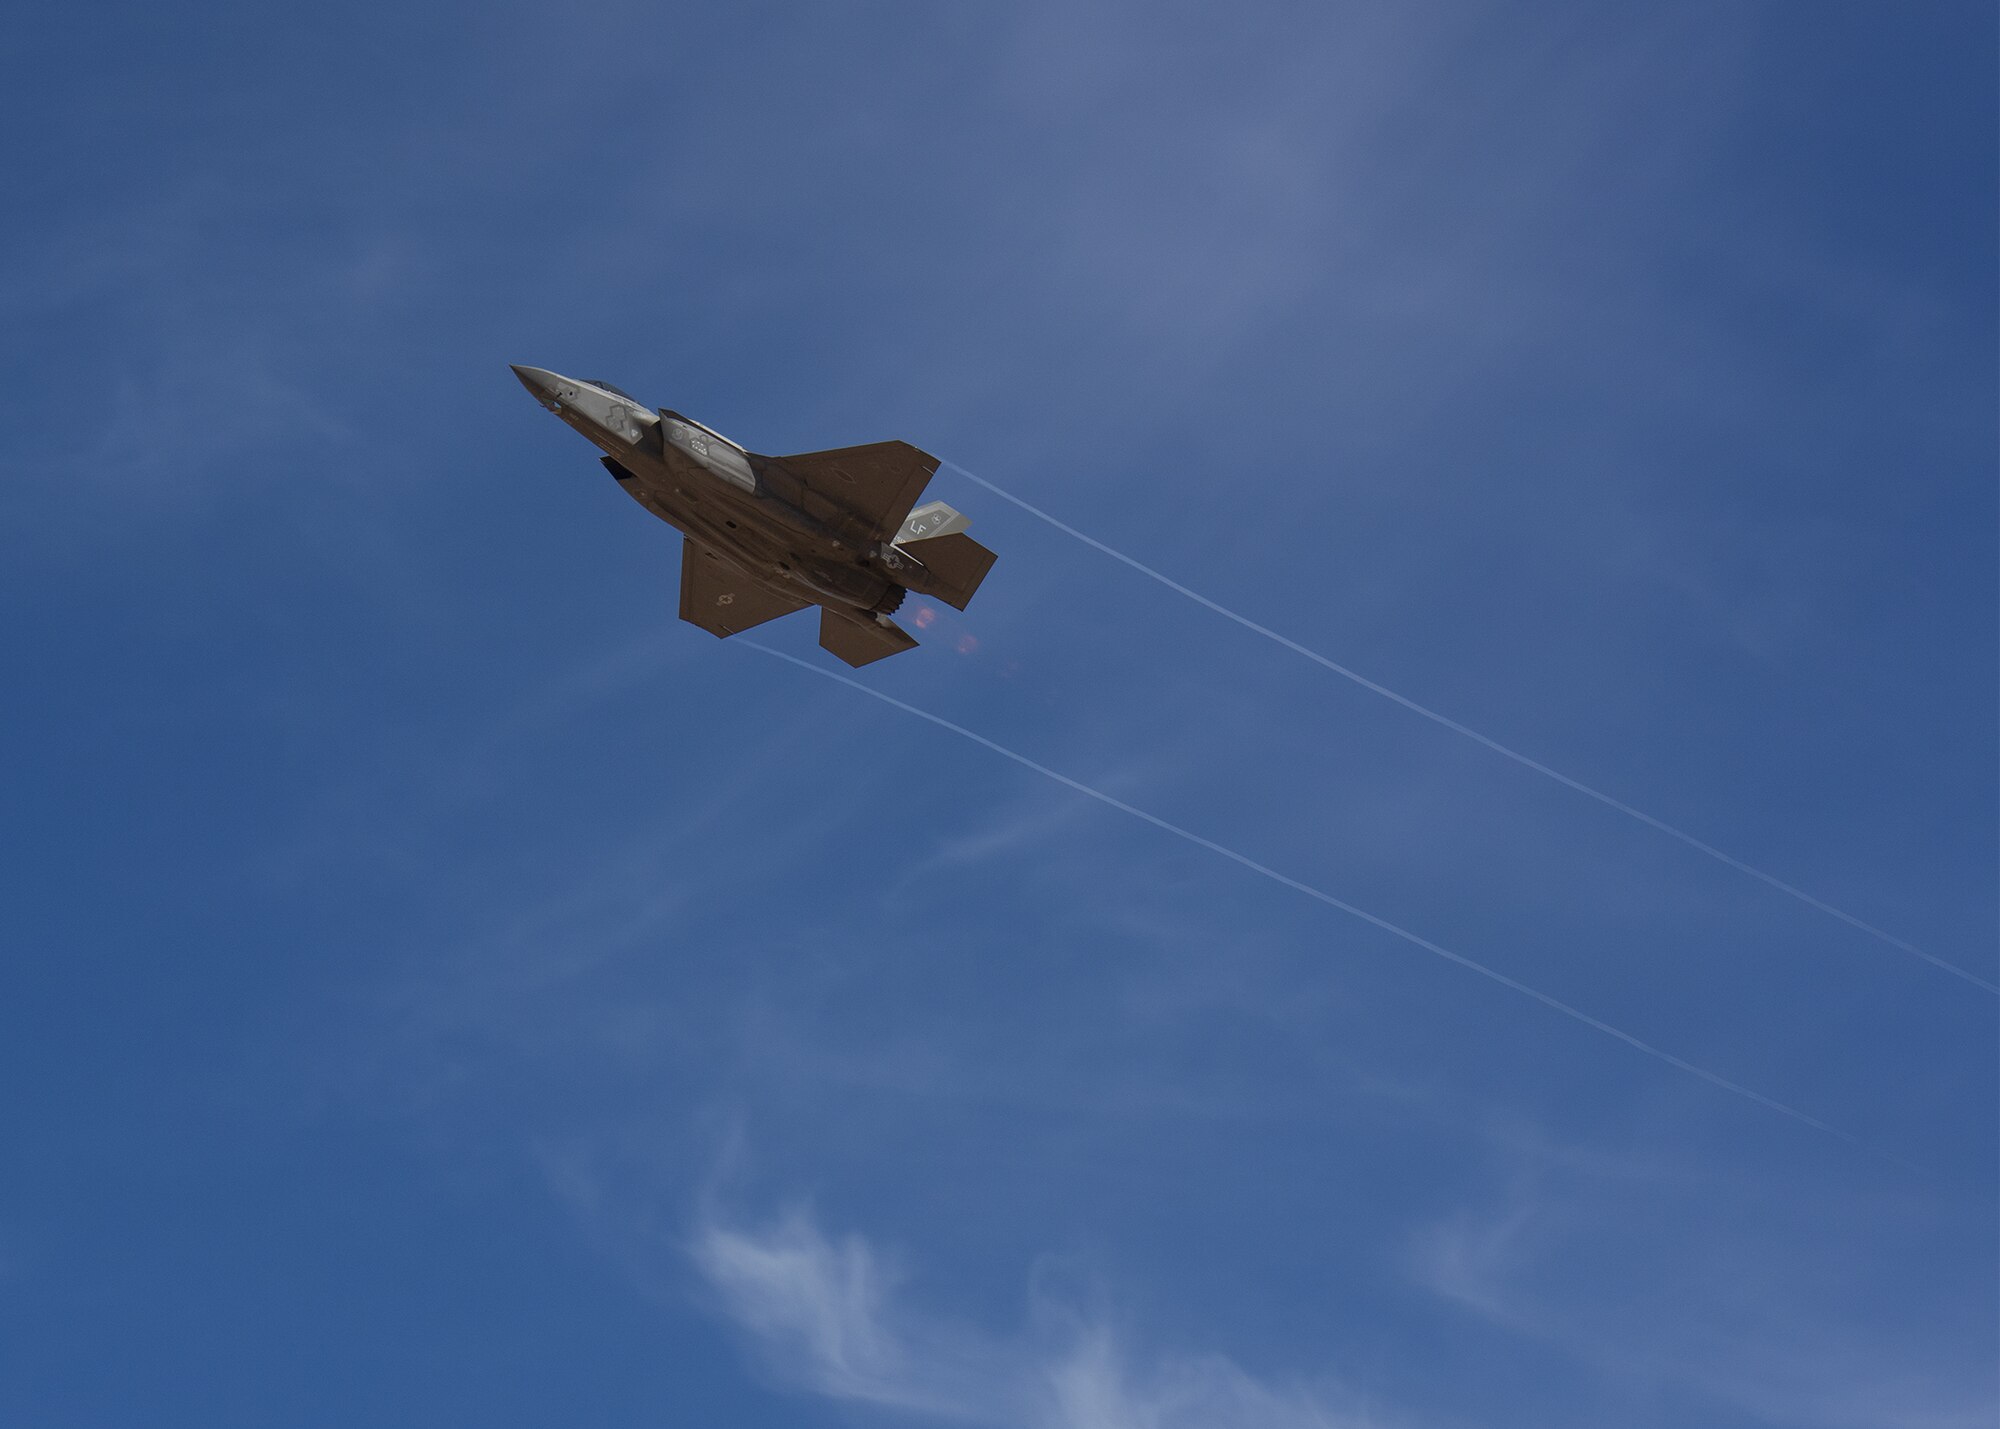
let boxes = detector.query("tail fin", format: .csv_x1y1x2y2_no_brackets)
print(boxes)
899,533,996,611
819,609,918,667
891,501,997,611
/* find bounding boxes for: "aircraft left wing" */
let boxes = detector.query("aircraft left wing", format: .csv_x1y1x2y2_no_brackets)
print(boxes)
678,539,809,638
771,440,940,542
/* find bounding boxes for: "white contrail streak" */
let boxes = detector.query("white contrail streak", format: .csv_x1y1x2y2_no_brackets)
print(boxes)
941,460,1994,996
741,641,1883,1156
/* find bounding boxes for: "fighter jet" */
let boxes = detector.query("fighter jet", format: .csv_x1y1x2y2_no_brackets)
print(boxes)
511,366,995,666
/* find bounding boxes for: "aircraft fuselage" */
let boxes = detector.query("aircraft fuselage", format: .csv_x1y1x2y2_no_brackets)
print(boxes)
514,364,995,666
518,367,898,615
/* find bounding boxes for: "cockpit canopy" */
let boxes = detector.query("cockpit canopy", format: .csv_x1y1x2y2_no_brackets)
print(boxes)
584,379,638,402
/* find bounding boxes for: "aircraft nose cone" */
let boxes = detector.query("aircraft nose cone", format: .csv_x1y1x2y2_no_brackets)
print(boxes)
511,364,560,401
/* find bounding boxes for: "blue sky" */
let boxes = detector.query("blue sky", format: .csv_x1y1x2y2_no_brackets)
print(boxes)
3,3,1995,1426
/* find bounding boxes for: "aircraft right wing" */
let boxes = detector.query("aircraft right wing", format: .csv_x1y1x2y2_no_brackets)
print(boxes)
679,539,809,638
770,440,940,542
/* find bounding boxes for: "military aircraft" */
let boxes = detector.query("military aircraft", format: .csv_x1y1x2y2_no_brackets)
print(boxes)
512,366,996,666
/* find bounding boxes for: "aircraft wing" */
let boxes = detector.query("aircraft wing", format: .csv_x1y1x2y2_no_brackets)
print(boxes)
678,540,809,638
772,440,940,541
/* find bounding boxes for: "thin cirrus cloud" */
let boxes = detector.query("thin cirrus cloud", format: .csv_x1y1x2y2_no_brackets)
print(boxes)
1408,1136,1998,1429
691,1203,1389,1429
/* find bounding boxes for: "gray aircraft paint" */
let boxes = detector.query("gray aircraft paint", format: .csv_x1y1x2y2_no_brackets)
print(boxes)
512,365,995,666
895,500,969,543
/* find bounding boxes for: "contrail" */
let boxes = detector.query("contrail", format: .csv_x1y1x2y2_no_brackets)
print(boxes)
941,460,1994,996
741,641,1885,1157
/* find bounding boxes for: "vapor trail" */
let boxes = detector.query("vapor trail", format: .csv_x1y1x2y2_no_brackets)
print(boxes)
941,460,1994,996
742,641,1879,1155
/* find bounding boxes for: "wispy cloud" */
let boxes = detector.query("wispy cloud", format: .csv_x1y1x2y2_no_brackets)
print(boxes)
692,1202,1396,1429
1410,1129,1998,1429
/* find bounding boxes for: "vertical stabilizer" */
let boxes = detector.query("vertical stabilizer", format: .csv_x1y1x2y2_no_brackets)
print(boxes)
891,502,996,611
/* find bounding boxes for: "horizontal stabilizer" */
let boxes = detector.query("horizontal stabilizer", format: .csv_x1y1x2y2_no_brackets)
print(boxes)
819,609,918,667
900,532,996,611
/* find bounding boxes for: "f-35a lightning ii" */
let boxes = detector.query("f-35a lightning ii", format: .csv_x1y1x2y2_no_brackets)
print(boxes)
512,366,996,666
